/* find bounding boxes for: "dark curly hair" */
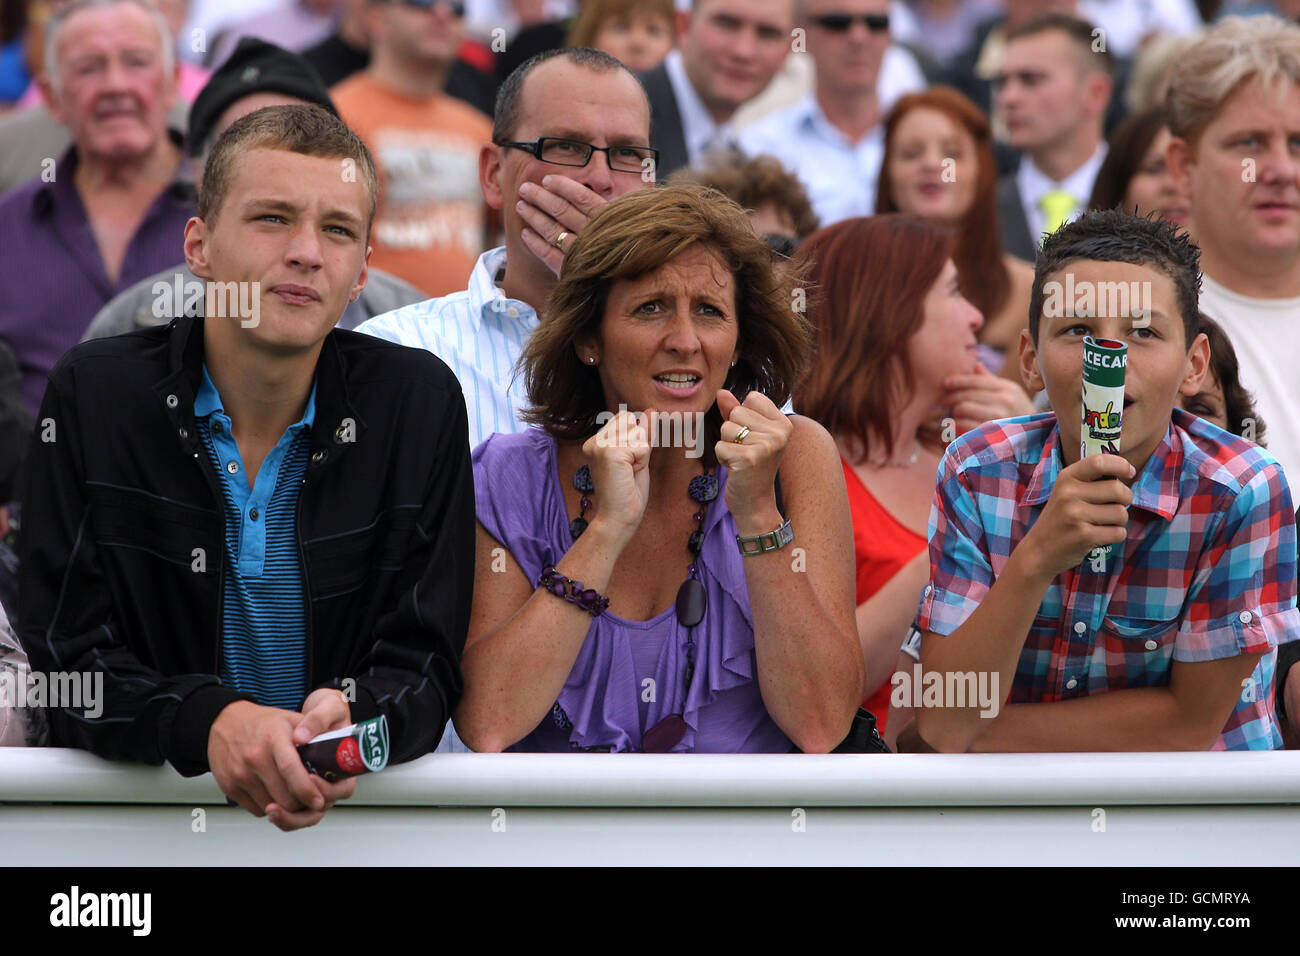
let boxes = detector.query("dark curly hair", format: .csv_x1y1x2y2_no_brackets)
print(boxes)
1031,208,1201,347
1193,312,1268,445
670,150,821,239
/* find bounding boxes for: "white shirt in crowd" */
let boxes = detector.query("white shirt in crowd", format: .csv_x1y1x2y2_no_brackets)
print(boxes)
181,0,282,59
359,246,537,451
739,95,886,227
1198,273,1300,489
1076,0,1203,59
731,43,926,131
357,247,538,754
1015,142,1108,244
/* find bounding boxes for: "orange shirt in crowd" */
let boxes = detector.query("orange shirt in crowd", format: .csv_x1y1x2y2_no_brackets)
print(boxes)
842,459,928,735
332,74,492,297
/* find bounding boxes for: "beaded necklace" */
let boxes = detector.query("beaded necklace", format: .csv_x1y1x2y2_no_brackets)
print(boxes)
557,461,719,751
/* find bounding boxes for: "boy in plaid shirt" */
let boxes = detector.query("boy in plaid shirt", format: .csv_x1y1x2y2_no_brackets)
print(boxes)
908,210,1300,751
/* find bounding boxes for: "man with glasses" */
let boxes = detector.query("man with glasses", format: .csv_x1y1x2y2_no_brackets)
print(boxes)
356,48,655,750
331,0,492,296
739,0,895,226
639,0,795,178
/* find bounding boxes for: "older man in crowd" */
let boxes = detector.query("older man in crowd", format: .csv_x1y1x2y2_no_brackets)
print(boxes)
81,36,424,341
1164,15,1300,753
740,0,896,226
1167,16,1300,491
0,0,194,417
0,0,198,198
640,0,794,179
357,46,656,749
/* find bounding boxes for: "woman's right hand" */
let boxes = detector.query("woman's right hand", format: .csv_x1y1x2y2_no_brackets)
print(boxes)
580,407,653,548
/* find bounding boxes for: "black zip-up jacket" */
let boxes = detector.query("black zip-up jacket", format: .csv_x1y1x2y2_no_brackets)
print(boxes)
16,315,474,776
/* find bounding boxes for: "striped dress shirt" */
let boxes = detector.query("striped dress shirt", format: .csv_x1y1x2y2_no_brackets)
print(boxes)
357,246,538,752
356,247,539,448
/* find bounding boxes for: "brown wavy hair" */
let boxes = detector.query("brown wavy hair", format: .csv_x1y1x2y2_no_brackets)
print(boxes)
793,215,954,462
1196,312,1268,445
670,150,821,238
875,86,1012,325
520,182,812,442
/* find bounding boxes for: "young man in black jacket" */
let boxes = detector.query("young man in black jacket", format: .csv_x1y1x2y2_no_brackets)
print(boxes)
17,105,474,831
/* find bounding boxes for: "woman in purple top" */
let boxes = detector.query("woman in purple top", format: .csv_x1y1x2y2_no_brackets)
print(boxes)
456,183,864,753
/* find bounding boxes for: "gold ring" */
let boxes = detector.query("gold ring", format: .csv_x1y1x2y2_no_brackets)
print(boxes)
554,231,569,249
733,425,751,444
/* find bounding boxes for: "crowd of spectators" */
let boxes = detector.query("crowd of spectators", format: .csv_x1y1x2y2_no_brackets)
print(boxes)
2,0,1300,826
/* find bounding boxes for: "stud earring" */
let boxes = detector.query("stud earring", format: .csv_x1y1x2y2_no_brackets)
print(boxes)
588,356,597,364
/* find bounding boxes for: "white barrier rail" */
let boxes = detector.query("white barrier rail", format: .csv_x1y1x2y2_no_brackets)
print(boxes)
3,748,1300,806
2,749,1298,865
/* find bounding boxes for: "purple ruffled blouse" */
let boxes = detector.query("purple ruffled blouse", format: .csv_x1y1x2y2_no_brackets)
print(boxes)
473,429,792,753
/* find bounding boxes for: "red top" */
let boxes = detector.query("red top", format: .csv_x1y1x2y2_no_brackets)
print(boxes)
841,459,928,733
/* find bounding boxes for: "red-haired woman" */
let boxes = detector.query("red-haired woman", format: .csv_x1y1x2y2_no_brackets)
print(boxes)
794,215,1030,741
876,86,1035,398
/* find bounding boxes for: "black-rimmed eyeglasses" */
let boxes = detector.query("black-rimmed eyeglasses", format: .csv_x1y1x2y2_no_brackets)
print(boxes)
812,12,889,32
497,137,659,174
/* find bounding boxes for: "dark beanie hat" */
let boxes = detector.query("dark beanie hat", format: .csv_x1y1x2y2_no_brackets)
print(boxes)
187,37,339,157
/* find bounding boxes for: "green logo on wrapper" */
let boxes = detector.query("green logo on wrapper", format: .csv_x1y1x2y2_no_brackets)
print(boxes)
1082,335,1127,389
360,715,390,773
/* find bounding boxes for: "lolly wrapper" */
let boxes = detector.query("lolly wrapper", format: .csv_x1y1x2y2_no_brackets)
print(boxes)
297,715,389,782
1081,335,1127,560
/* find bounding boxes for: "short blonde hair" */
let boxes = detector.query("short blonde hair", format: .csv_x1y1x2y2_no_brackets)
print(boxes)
200,105,379,237
1167,15,1300,148
1126,32,1201,113
520,183,811,441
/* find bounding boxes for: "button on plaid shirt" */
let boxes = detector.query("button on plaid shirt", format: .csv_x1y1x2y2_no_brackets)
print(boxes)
915,408,1300,750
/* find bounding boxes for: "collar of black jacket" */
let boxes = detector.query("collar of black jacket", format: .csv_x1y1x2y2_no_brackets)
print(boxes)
152,313,368,467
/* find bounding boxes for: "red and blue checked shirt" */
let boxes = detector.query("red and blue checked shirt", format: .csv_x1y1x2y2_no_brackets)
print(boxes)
914,408,1300,750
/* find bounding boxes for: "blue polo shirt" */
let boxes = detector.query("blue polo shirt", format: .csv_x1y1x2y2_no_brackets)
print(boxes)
194,365,316,709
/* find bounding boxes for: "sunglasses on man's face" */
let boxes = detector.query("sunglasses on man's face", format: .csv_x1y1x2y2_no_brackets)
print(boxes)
396,0,467,16
812,12,889,33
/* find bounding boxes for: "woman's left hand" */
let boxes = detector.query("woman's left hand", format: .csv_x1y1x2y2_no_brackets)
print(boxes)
942,362,1035,437
715,389,791,530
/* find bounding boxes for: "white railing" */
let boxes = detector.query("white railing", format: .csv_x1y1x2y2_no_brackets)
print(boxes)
3,749,1298,864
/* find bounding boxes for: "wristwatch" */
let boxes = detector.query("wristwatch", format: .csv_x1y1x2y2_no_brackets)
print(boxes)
736,518,794,556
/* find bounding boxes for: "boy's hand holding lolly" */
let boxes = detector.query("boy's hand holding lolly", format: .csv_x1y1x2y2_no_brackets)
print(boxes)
1020,337,1136,578
1022,454,1134,579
